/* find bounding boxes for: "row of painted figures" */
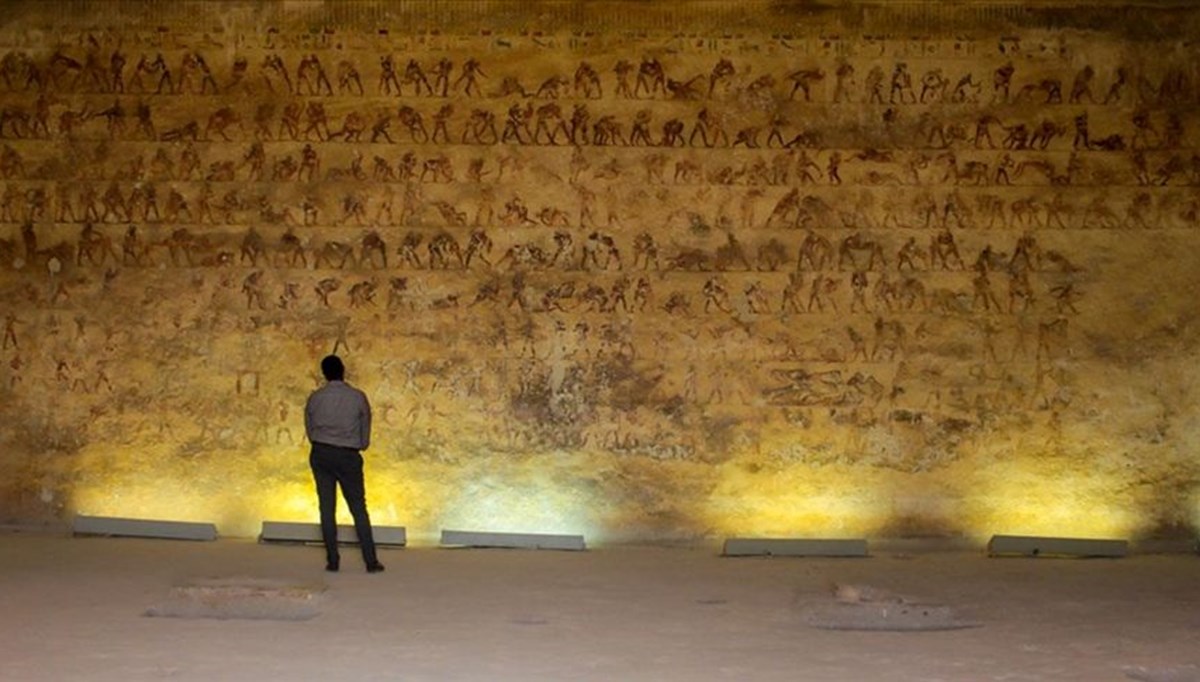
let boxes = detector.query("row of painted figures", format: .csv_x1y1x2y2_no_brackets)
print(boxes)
5,218,1083,277
0,92,1193,156
6,222,1083,320
0,45,1194,109
226,264,1079,321
0,137,1196,203
0,176,1195,234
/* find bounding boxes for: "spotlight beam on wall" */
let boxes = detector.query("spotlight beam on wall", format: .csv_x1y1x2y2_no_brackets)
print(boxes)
73,514,218,541
987,534,1128,558
440,529,586,551
259,520,407,547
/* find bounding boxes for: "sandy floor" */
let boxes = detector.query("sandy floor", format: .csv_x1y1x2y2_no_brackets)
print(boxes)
0,532,1196,681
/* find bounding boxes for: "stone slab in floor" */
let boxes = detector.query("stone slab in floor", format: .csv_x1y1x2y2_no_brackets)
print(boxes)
144,577,325,621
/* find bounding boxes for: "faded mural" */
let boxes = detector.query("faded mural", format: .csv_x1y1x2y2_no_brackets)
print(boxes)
0,1,1197,542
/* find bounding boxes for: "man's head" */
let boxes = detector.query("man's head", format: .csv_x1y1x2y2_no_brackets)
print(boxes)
320,355,345,381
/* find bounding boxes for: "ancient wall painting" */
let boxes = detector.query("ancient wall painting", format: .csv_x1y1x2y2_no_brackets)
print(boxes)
0,2,1197,541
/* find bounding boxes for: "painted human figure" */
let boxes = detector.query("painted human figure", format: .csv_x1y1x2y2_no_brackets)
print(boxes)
455,58,484,97
3,313,19,350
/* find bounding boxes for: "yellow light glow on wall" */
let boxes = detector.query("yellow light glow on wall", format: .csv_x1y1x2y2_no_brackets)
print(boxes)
437,473,596,540
70,440,602,543
71,443,446,538
62,435,1171,545
706,461,896,537
73,472,266,538
960,458,1143,540
258,481,320,522
257,469,439,537
357,458,444,536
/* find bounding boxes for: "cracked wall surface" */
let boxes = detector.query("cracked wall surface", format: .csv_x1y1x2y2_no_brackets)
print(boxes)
0,1,1197,541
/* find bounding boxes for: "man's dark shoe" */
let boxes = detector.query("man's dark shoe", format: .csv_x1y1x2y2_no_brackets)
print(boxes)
326,560,340,572
366,562,385,573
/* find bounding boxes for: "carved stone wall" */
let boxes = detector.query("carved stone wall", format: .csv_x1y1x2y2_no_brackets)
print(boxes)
1,1,1197,541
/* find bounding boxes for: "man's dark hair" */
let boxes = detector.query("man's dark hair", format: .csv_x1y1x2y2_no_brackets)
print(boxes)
321,355,345,381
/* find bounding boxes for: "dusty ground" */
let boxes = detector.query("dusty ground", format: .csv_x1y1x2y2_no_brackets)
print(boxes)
0,531,1196,681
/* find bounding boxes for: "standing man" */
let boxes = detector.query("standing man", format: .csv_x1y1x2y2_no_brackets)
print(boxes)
304,355,384,573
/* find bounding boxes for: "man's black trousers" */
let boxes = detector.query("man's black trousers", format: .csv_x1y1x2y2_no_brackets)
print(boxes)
309,442,379,566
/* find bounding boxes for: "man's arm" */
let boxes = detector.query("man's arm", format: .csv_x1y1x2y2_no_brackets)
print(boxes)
359,392,372,451
303,395,315,443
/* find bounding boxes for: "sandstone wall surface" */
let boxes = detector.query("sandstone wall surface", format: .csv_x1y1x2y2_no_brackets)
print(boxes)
0,1,1197,542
